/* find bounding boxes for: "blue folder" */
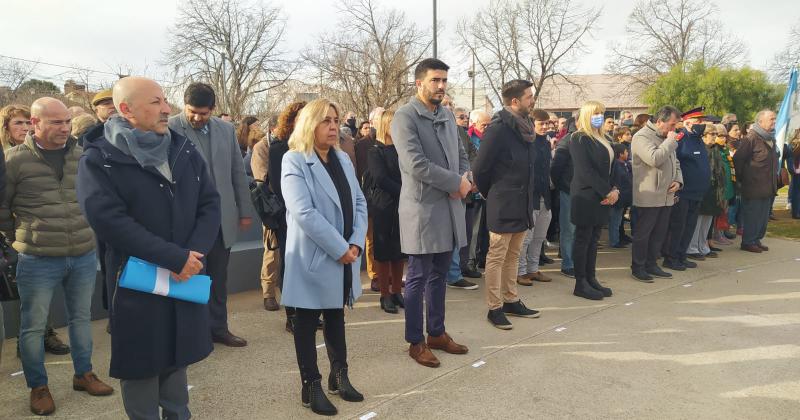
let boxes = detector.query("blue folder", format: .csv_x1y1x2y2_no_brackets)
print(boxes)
119,257,211,304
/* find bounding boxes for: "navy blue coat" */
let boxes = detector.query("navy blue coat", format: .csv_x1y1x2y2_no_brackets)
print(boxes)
675,128,711,201
77,127,221,380
611,159,633,208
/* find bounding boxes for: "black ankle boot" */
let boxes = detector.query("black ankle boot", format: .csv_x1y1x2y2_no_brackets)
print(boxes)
586,277,612,297
391,293,405,308
328,367,364,402
380,296,398,314
302,379,337,416
573,277,604,300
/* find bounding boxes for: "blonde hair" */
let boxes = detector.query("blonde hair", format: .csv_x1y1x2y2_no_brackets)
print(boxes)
288,98,341,154
0,104,31,150
714,124,727,136
575,100,606,142
376,110,395,145
71,113,97,138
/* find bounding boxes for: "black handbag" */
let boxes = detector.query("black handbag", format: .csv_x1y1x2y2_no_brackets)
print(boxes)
363,171,393,211
0,233,19,301
249,177,286,233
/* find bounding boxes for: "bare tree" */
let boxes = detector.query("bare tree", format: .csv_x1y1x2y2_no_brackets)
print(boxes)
608,0,747,83
0,57,37,96
303,0,430,119
163,0,295,118
456,0,601,107
770,20,800,81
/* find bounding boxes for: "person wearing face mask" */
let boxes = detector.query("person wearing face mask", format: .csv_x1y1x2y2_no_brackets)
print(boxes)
662,107,711,272
686,123,728,258
341,111,357,138
568,101,618,300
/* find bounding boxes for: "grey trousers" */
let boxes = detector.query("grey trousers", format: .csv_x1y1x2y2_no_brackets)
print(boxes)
120,367,190,420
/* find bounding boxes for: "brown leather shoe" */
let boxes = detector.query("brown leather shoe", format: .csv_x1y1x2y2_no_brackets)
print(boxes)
212,331,248,347
530,271,552,282
263,297,280,311
409,342,440,368
427,332,469,355
517,276,533,286
30,385,55,415
757,244,769,251
73,372,114,396
740,244,762,253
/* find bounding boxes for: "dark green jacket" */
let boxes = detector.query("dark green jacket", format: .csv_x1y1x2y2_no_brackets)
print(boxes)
0,134,95,256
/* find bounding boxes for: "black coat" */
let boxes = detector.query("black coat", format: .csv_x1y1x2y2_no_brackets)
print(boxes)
367,142,403,261
472,109,535,233
532,134,552,210
568,133,615,227
354,136,376,186
611,159,633,208
551,133,574,193
77,128,221,380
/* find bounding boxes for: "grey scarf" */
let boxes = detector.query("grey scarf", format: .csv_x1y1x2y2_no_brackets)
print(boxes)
752,124,776,146
105,115,173,180
505,106,535,143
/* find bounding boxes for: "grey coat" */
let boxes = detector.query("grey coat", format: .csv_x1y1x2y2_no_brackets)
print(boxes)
169,114,254,248
391,97,469,255
631,121,683,208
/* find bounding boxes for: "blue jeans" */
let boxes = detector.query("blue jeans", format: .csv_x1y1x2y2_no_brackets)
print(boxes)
608,206,625,247
559,191,575,270
17,250,97,388
446,251,461,285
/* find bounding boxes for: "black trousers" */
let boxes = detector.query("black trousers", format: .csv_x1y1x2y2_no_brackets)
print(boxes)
547,189,560,241
631,206,672,271
475,201,490,266
459,204,477,271
207,232,231,336
293,308,347,384
663,198,701,262
573,225,602,281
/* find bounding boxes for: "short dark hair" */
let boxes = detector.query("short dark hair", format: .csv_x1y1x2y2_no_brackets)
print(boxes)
501,80,533,106
184,82,216,109
613,126,631,140
612,142,628,159
414,58,450,80
654,106,680,123
531,108,550,122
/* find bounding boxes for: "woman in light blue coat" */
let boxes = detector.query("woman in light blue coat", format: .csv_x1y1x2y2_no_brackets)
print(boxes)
280,98,368,416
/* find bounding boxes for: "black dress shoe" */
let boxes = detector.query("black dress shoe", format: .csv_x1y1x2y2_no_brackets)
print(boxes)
631,270,654,283
328,367,364,402
391,293,405,308
540,255,555,265
646,266,672,278
212,331,248,347
709,246,722,252
686,253,706,261
705,251,719,258
573,278,604,300
303,379,337,416
44,327,71,355
662,259,686,271
461,267,482,278
379,296,398,314
680,259,698,268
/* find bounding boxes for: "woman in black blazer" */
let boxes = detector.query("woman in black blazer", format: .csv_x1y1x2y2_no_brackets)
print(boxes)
568,101,619,300
366,111,406,314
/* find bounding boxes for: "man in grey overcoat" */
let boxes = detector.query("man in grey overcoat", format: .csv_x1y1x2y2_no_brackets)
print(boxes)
169,83,254,347
391,58,472,368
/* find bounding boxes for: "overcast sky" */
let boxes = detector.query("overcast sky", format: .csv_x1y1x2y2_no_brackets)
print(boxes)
3,0,798,91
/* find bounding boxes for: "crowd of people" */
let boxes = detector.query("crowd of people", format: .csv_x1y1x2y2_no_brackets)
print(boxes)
0,56,797,418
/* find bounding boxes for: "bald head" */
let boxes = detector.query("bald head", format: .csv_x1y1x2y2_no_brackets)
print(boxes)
112,76,172,134
30,97,71,149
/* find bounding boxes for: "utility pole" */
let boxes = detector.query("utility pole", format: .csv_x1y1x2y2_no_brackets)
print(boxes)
432,0,438,58
469,52,476,109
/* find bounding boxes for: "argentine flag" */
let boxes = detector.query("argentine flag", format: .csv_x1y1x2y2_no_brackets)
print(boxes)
776,66,799,161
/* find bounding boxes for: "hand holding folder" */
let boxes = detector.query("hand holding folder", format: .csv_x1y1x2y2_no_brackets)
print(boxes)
119,257,211,304
172,251,205,282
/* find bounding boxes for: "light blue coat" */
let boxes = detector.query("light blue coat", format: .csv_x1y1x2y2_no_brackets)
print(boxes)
280,149,368,309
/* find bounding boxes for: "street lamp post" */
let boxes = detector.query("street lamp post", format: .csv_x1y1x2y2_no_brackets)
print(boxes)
432,0,437,58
